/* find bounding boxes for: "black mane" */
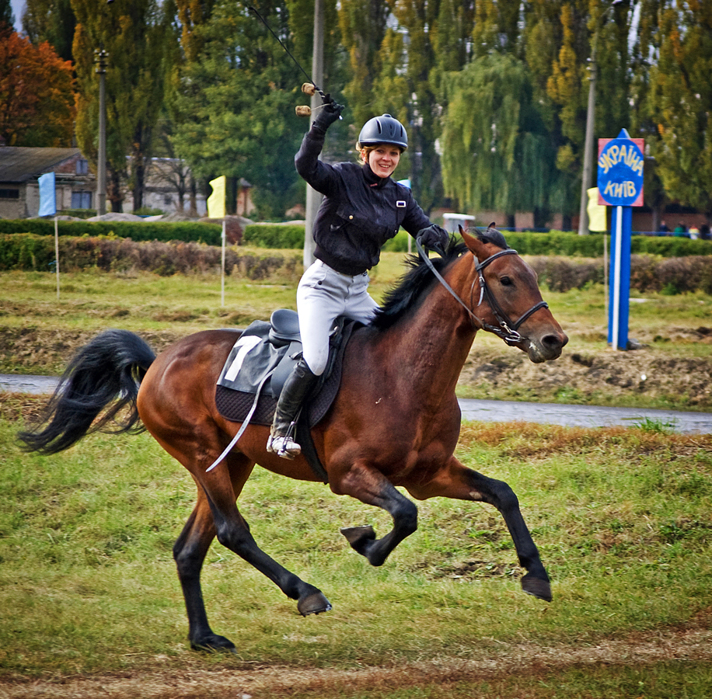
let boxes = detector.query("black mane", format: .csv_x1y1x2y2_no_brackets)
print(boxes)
370,230,509,331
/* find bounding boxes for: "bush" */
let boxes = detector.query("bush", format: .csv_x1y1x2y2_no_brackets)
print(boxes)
528,254,712,294
243,223,305,249
0,234,300,280
0,219,223,245
495,230,712,258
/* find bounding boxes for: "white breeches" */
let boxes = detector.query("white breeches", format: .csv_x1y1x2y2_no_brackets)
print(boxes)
297,260,379,375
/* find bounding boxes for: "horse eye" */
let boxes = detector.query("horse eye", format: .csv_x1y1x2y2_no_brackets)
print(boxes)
500,276,513,286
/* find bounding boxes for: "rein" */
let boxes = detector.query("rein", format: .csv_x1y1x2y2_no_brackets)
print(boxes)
415,237,548,346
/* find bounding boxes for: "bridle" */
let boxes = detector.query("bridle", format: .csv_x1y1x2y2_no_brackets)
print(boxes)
415,237,549,346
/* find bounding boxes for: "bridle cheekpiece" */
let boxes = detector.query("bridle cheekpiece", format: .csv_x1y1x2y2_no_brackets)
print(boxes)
415,236,548,347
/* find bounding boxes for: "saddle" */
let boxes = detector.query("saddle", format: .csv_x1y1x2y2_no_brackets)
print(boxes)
215,309,358,482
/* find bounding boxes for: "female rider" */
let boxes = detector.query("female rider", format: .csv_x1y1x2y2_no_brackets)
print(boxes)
267,104,449,458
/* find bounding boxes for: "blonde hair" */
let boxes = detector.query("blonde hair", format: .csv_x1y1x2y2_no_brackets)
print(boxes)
358,143,404,163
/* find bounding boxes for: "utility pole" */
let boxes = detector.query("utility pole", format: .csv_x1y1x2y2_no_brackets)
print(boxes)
304,0,324,268
95,48,108,216
577,0,622,236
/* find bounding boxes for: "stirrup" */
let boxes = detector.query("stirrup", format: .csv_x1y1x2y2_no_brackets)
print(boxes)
266,433,301,459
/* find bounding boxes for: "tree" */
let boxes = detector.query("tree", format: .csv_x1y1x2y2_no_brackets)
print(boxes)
0,0,14,33
172,0,327,219
528,0,631,228
441,53,554,225
23,0,76,62
337,0,390,128
378,0,445,213
72,0,174,211
646,0,712,221
0,31,75,147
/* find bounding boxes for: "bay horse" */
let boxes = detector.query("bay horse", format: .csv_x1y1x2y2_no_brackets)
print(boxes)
19,228,567,652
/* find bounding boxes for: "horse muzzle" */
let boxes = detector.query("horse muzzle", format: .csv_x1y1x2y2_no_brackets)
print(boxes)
523,328,569,363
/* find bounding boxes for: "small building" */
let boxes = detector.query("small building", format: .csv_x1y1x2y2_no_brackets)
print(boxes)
0,147,94,218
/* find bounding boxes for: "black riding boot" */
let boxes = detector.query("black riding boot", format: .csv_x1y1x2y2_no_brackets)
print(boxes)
267,358,318,459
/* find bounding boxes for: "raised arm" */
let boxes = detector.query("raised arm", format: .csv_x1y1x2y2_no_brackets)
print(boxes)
294,103,344,197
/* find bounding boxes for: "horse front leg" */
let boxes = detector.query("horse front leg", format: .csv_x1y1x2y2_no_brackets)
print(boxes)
406,456,551,602
199,459,333,620
334,462,418,567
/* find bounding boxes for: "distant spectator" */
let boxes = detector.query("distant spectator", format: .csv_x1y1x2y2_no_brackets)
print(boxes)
659,220,670,233
700,224,711,241
673,222,689,237
689,224,700,240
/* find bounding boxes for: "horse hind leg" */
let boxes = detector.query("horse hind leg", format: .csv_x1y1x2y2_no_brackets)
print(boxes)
336,463,418,567
174,449,331,653
173,493,236,652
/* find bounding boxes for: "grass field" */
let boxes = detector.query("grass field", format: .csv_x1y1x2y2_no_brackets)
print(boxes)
1,393,711,696
1,249,712,696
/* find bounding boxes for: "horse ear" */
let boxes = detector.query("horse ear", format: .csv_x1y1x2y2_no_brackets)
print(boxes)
460,227,486,261
487,221,497,232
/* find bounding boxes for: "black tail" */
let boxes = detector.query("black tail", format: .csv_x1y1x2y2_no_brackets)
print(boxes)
18,329,156,455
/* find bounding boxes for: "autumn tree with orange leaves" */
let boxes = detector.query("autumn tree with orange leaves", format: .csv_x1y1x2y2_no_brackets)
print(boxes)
0,30,75,147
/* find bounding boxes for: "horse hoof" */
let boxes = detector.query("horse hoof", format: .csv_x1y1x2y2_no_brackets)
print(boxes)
298,591,333,616
340,525,376,552
190,634,237,653
521,573,552,602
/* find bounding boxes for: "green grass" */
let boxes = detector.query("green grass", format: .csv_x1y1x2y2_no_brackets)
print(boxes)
1,410,710,683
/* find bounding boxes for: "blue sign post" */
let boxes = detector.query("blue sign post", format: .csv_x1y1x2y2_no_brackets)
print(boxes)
597,129,644,350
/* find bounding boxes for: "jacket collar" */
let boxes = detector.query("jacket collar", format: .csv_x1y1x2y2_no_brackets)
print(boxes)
362,162,389,189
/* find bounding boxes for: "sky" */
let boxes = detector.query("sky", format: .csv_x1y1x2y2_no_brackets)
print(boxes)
10,0,24,31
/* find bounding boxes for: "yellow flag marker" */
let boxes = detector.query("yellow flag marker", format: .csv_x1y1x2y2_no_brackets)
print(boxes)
587,187,608,232
207,175,226,219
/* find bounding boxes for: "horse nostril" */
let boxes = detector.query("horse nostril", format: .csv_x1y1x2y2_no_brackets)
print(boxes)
542,333,567,350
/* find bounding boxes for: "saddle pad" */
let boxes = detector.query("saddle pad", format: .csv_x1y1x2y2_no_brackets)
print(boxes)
215,320,356,428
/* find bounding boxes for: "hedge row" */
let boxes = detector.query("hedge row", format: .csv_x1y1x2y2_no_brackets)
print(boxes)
6,218,711,258
2,233,711,295
242,223,305,249
0,234,300,280
243,223,712,258
0,219,223,245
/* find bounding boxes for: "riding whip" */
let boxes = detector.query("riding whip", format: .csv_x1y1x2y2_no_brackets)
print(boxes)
248,5,336,117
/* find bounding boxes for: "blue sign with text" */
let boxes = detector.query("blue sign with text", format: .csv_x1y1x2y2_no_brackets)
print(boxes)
597,129,644,207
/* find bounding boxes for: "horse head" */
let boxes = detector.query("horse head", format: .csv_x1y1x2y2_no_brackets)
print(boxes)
461,225,568,363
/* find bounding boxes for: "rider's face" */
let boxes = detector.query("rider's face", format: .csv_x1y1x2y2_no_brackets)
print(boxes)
368,145,401,179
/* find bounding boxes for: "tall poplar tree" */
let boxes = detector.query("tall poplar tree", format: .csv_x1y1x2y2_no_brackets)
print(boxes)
72,0,173,211
380,0,443,212
646,0,712,222
337,0,389,127
0,0,14,33
23,0,76,62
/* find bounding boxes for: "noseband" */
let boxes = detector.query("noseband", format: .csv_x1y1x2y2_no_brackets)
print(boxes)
415,238,548,346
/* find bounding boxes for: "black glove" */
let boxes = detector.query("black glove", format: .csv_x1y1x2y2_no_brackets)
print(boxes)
312,101,344,133
417,224,449,254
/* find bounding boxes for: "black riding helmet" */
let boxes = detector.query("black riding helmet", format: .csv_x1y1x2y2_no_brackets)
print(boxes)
357,114,408,150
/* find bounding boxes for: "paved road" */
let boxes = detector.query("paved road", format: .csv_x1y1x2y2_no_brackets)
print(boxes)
2,374,711,435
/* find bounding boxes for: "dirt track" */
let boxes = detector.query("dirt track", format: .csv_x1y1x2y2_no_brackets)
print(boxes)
1,626,710,699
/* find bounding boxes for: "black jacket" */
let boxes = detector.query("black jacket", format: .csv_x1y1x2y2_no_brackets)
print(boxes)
295,127,433,275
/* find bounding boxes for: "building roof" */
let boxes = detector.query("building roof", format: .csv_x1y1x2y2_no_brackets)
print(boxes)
0,147,81,183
